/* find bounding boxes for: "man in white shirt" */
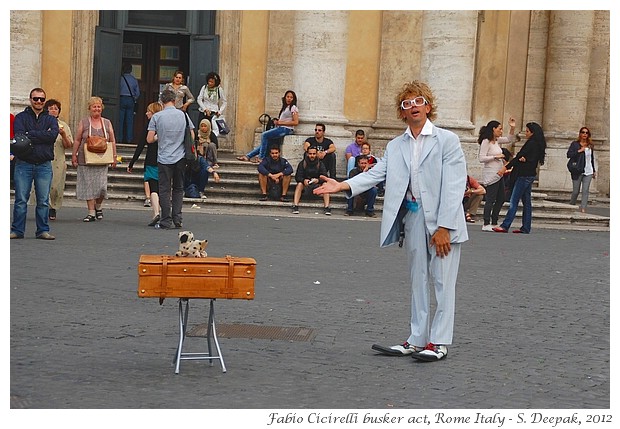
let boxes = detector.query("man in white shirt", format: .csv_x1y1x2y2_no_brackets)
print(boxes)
315,81,468,361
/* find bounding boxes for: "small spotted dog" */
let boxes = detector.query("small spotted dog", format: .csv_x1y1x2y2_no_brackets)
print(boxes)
175,231,208,258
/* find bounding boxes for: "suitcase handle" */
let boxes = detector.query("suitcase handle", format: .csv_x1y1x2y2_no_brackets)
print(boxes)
224,255,235,299
160,257,169,303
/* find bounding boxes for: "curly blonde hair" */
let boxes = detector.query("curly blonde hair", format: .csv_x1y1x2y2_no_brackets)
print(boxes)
395,81,437,122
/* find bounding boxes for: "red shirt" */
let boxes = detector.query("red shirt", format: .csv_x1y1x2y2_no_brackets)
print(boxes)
465,175,482,196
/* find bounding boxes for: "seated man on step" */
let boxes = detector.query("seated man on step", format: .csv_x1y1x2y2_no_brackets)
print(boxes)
257,145,293,202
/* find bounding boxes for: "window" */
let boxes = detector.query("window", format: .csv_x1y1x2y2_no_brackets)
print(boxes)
127,11,187,30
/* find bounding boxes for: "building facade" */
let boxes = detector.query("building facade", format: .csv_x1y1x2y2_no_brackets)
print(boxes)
10,10,610,196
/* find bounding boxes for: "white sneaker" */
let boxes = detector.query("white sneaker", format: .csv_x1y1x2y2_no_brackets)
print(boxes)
144,198,151,207
411,343,448,361
481,224,493,232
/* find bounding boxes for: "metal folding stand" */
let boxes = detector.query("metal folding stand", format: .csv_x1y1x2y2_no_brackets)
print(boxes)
173,298,226,374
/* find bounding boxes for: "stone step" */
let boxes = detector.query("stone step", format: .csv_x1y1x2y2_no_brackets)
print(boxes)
57,188,609,227
50,145,609,229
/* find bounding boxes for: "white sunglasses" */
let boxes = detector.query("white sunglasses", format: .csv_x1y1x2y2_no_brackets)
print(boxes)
400,96,428,110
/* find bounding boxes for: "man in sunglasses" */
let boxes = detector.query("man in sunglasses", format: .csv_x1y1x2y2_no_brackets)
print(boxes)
315,81,468,362
11,88,59,240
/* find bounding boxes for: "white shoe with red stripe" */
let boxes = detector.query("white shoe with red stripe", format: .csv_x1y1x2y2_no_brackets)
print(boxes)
411,343,448,361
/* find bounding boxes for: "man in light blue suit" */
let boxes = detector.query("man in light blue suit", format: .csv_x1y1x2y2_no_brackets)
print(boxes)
315,81,468,361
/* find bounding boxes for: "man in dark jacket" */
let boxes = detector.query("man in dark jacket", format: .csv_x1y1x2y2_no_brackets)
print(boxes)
257,145,293,202
11,88,59,240
291,147,330,215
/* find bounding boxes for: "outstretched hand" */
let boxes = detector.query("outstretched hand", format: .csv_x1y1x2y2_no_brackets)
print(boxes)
313,175,346,195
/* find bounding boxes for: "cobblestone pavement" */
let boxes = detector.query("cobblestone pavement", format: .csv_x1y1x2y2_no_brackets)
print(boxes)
9,205,611,424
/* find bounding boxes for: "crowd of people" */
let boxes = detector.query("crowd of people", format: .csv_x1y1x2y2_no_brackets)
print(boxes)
9,77,600,366
9,73,597,241
9,68,228,236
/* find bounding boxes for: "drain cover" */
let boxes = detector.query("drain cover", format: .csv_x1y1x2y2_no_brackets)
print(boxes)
187,323,316,342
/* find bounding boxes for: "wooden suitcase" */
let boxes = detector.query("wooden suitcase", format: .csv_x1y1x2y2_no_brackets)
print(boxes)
138,255,256,300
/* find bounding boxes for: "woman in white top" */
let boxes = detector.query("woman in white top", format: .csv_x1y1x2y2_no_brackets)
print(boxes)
478,117,516,231
237,90,299,163
197,71,227,123
567,127,596,213
163,70,194,112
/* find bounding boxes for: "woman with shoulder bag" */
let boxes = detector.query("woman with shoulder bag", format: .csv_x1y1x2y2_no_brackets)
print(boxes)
197,71,227,127
71,96,117,222
567,127,596,213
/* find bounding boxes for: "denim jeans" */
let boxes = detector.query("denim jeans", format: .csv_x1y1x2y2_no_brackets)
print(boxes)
185,157,211,193
500,175,535,233
570,174,593,209
11,159,53,237
347,187,378,213
246,127,294,159
118,96,135,142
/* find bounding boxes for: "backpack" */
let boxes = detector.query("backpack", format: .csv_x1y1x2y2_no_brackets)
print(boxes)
185,183,201,198
268,180,282,200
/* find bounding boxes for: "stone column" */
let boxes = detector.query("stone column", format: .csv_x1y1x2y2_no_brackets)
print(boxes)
373,11,424,140
540,11,595,189
543,11,595,134
585,11,609,196
215,10,242,150
277,11,352,169
522,11,549,126
419,10,478,132
10,10,42,111
291,10,350,136
70,11,98,130
585,10,610,140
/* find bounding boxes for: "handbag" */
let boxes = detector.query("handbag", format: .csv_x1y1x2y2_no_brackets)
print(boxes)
183,113,197,162
10,134,33,159
567,151,586,175
84,119,114,165
215,117,230,135
85,144,114,165
86,119,108,153
259,113,275,131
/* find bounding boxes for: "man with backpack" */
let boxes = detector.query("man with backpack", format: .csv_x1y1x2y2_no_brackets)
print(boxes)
257,145,293,202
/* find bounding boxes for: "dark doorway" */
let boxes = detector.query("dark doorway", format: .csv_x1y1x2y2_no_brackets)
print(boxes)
121,31,190,144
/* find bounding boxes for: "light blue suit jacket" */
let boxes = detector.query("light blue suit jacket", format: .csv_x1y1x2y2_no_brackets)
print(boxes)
346,123,469,247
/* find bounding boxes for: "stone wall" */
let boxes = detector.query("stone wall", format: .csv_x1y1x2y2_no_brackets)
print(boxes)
10,10,610,197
